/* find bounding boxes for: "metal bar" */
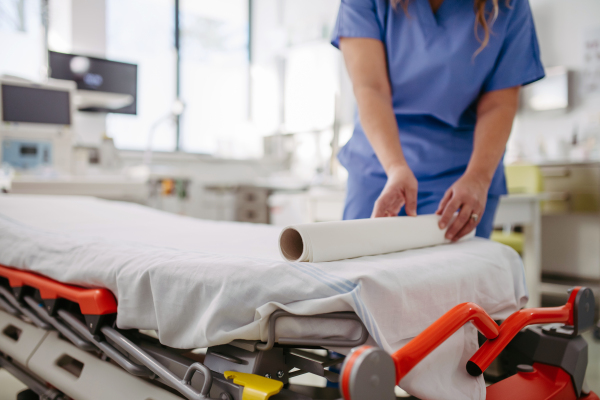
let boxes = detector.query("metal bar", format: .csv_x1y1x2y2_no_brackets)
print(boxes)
393,302,499,384
23,296,96,352
0,355,63,399
101,326,215,400
256,311,369,351
247,0,253,120
0,295,20,316
174,0,181,150
0,286,51,330
468,289,579,377
288,348,344,368
57,310,154,378
287,368,339,382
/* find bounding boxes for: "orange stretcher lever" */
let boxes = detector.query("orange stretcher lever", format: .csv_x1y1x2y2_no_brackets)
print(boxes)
391,302,499,384
0,264,117,315
467,287,581,376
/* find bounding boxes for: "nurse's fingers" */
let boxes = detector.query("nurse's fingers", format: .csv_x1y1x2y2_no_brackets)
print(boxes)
436,190,452,216
372,192,405,218
438,195,461,230
445,204,473,241
404,185,418,217
452,212,480,241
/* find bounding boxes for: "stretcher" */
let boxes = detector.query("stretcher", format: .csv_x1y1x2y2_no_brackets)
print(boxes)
0,263,598,400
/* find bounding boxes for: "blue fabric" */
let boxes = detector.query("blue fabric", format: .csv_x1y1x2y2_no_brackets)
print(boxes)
343,171,500,238
331,0,545,196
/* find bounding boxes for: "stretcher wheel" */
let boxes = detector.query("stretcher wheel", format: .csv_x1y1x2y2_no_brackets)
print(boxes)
340,346,396,400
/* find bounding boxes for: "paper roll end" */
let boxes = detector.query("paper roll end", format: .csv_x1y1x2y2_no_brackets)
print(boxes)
279,227,305,262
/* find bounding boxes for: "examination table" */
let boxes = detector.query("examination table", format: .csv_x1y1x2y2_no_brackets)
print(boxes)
0,194,597,400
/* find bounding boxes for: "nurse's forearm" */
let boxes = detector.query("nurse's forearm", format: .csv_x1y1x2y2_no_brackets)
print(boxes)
354,87,408,172
339,38,407,174
467,87,520,185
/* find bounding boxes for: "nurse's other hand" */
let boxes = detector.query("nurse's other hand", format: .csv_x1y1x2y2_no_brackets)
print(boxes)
372,164,418,218
435,173,490,241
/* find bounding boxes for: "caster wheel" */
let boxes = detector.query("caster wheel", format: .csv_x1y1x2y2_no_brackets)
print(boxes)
17,389,39,400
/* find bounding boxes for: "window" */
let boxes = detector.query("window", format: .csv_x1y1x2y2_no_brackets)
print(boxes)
0,0,44,81
178,0,250,156
106,0,176,151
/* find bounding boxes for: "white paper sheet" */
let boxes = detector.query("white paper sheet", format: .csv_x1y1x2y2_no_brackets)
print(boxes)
279,214,473,262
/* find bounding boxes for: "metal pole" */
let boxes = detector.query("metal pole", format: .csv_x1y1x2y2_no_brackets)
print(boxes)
175,0,181,151
247,0,253,121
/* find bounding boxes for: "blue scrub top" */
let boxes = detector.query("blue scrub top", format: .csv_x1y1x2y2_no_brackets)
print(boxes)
331,0,545,195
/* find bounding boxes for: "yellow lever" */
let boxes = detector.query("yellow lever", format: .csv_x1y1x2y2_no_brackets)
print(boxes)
224,371,284,400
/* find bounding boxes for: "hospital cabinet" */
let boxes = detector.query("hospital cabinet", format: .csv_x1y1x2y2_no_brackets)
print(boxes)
539,162,600,280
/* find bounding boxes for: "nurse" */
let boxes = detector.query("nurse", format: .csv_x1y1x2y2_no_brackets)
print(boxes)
332,0,545,240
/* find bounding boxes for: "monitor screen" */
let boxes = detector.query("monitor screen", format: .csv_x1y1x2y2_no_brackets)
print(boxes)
49,51,137,115
1,84,71,125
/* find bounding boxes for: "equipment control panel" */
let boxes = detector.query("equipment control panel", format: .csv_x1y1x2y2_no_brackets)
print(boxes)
2,140,52,170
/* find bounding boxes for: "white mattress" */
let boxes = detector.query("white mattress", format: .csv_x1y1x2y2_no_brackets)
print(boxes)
0,194,527,400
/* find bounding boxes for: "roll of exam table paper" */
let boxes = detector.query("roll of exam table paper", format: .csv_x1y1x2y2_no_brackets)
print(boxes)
279,214,473,262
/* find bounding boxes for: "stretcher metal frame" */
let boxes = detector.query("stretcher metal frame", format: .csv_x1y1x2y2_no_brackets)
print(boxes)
0,264,598,400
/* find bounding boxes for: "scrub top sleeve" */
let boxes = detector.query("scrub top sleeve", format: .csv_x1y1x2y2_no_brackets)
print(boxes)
331,0,383,49
483,0,545,93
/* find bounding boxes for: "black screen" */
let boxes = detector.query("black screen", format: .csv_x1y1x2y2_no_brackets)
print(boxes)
49,51,137,115
20,145,38,155
1,84,71,125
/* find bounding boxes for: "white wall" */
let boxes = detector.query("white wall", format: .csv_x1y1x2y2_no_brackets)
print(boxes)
48,0,106,57
530,0,600,69
71,0,106,56
508,0,600,164
0,0,44,81
49,0,108,146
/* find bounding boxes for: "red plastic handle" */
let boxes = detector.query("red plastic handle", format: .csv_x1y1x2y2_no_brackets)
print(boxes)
391,302,499,383
0,264,117,315
467,287,580,375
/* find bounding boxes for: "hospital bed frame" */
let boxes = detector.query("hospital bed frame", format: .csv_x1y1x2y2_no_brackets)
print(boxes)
0,264,598,400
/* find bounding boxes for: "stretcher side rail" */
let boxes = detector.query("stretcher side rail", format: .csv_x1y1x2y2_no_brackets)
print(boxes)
22,296,96,352
0,278,155,378
0,266,220,399
0,286,51,330
340,286,597,400
0,264,367,400
468,286,595,377
0,264,117,334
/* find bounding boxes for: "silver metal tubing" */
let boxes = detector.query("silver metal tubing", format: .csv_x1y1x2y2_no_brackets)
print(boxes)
0,295,20,316
288,348,345,368
101,326,216,400
256,311,370,351
57,310,154,378
23,296,96,352
0,286,51,330
0,355,64,400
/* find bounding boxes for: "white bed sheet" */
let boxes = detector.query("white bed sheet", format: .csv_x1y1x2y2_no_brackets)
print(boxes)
0,195,528,400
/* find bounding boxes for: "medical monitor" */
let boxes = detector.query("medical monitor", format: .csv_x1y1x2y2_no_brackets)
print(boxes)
48,51,137,115
1,83,71,125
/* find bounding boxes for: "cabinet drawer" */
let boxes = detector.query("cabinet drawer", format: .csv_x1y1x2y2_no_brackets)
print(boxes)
541,165,600,213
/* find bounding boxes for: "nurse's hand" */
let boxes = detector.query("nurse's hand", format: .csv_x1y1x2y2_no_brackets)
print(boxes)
435,173,490,241
372,164,418,218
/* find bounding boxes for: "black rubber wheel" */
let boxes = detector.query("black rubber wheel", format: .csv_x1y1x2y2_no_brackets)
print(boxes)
16,389,39,400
